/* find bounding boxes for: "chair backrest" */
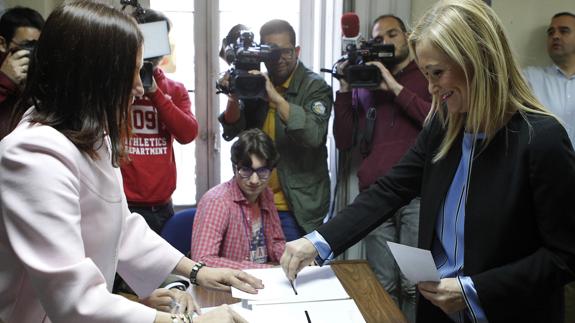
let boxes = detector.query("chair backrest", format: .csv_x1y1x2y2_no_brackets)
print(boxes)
161,207,196,256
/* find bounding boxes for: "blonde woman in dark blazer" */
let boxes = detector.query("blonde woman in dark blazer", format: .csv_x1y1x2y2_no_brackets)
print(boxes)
280,1,575,322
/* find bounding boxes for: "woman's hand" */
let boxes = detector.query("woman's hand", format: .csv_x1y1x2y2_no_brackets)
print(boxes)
195,304,249,323
418,278,467,314
280,238,318,281
155,304,247,323
196,267,264,294
142,288,200,315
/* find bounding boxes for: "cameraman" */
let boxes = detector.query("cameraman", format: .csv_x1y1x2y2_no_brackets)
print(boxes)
333,14,431,323
120,8,198,234
218,19,333,241
0,6,44,140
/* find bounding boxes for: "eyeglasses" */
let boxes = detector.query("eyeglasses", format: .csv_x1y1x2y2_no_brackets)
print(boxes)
272,47,296,60
235,165,272,180
10,39,37,51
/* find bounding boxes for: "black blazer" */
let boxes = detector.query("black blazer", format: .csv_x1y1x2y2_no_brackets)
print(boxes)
319,111,575,323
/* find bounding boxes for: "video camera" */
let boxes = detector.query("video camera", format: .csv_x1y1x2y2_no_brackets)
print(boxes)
216,29,279,100
344,39,395,88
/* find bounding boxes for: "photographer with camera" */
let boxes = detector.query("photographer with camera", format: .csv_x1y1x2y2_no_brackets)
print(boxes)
0,6,44,140
120,8,198,235
218,19,332,241
333,14,431,323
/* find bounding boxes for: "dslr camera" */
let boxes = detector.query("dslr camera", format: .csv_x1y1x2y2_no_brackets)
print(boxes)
344,39,395,88
217,30,279,100
10,39,37,57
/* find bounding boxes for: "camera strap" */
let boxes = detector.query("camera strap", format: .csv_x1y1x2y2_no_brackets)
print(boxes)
360,107,377,158
351,91,360,148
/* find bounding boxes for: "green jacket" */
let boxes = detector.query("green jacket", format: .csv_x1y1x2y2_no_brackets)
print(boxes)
219,62,332,232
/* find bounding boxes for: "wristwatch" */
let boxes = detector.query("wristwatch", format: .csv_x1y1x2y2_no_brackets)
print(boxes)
189,262,206,286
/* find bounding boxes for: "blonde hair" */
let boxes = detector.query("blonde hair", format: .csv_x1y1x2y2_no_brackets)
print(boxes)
409,0,553,162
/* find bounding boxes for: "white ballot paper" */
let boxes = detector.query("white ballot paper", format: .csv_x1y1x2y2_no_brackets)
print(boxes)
201,299,365,323
231,265,349,305
387,241,440,283
249,298,365,323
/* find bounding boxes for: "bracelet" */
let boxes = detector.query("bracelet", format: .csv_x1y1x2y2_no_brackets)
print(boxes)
189,261,206,286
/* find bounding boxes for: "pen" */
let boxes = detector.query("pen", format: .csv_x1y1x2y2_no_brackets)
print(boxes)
289,278,298,295
305,310,312,323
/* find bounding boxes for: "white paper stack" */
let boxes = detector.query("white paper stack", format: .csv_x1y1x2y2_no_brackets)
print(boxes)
201,300,365,323
227,265,366,323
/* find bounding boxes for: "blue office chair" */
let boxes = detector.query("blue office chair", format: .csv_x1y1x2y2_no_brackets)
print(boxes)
161,207,196,256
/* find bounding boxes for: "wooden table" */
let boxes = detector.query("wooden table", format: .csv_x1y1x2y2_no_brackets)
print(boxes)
191,260,407,323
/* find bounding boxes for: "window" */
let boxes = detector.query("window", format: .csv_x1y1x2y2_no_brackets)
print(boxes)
150,0,196,205
151,0,341,206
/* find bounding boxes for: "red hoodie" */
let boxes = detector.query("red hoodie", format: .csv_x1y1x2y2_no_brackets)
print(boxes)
121,68,198,205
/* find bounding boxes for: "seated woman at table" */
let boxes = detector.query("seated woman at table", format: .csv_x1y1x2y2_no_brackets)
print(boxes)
0,2,260,322
192,128,286,269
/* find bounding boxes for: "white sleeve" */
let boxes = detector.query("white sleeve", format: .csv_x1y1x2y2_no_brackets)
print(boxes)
0,130,157,322
116,207,184,297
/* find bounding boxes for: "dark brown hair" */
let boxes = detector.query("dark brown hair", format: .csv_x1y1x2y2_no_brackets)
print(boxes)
231,128,279,169
11,1,143,166
260,19,296,46
0,6,45,45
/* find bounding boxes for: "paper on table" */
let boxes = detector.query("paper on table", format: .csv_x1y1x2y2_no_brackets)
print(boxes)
201,299,365,323
199,302,257,322
250,298,366,323
387,241,440,283
231,265,349,304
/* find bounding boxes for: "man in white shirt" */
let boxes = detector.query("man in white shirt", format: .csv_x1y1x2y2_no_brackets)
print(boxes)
524,12,575,144
524,12,575,323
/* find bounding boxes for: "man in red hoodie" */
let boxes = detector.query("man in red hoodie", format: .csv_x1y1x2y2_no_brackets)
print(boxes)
121,9,198,234
0,6,44,140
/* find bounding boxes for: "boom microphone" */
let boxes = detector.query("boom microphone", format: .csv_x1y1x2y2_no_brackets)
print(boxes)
341,12,361,54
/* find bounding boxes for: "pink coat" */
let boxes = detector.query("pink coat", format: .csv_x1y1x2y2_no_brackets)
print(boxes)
0,115,183,322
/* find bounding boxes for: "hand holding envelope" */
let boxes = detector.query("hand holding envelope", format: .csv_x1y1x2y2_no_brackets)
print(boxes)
386,242,440,283
387,242,466,314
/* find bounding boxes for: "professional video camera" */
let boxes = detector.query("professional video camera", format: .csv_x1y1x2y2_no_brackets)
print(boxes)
216,29,279,100
344,39,395,88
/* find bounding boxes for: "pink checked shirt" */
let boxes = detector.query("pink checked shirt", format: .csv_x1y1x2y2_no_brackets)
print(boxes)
191,179,286,269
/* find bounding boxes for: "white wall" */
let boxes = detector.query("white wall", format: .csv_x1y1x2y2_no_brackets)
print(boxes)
411,0,573,68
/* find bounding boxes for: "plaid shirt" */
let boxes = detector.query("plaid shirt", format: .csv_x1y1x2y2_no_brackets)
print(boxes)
191,179,286,269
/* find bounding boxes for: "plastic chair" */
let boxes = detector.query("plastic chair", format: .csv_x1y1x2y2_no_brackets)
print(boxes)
161,207,196,256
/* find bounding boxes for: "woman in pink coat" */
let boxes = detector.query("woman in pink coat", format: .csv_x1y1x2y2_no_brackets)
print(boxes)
0,2,261,322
